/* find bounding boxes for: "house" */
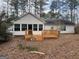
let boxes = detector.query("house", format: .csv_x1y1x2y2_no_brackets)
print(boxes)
10,13,45,35
45,19,75,33
9,13,75,36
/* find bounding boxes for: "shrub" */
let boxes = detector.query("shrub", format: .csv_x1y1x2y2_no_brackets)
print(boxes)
0,32,12,43
0,22,12,43
0,11,12,43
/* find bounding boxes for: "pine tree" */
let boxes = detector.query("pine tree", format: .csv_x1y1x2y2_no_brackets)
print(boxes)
0,11,12,42
66,0,79,23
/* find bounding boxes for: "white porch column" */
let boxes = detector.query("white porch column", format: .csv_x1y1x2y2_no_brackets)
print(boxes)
43,24,44,30
32,24,33,31
13,24,14,31
38,24,39,31
20,24,22,31
27,24,28,31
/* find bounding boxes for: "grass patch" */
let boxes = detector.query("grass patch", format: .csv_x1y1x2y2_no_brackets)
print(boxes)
17,44,25,50
26,46,38,51
17,44,38,51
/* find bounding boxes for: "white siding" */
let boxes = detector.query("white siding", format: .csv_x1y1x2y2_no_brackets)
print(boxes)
14,14,43,24
44,25,75,33
13,31,42,35
13,31,25,35
44,25,52,30
60,25,75,33
44,25,59,30
10,24,75,35
13,24,44,35
12,14,44,35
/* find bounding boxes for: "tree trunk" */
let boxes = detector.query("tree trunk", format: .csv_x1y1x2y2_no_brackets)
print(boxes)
7,0,9,16
73,5,76,24
35,0,37,15
40,0,43,17
70,9,73,22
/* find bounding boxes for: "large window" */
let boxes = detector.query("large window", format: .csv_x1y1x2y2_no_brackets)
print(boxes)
14,24,20,31
33,24,37,31
22,24,27,31
39,24,43,31
60,25,66,31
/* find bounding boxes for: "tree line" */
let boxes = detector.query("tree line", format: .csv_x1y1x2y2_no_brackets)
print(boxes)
1,0,79,24
42,0,79,24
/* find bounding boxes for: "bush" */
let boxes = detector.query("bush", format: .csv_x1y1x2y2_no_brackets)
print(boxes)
0,32,12,43
0,11,13,43
0,22,12,43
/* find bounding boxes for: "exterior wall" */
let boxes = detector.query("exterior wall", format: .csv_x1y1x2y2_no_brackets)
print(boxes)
13,31,25,35
44,25,75,33
9,24,75,35
12,24,44,35
60,25,75,33
44,25,59,30
14,14,43,24
11,14,44,35
13,31,42,35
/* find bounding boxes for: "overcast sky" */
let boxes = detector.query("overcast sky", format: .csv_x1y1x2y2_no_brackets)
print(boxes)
0,0,7,12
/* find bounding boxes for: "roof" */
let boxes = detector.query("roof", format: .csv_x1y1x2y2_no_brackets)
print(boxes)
45,19,75,25
27,13,46,23
14,13,45,24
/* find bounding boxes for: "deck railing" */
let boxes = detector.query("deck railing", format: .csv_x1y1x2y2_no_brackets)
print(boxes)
25,30,60,41
42,30,59,39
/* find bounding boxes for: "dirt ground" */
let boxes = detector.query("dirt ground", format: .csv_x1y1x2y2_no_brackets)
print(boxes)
0,34,79,59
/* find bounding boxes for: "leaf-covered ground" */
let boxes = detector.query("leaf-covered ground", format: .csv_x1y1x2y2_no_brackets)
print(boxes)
0,34,79,59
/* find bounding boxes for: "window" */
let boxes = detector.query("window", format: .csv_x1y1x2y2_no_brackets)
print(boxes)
14,24,20,31
51,26,54,30
60,25,66,31
33,24,37,31
39,24,43,31
22,24,27,31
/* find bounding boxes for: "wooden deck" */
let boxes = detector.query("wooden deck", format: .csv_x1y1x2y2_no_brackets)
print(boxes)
25,30,60,41
43,30,59,39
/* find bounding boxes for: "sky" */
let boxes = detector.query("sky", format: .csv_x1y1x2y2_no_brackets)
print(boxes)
0,0,3,11
0,0,7,12
43,0,52,13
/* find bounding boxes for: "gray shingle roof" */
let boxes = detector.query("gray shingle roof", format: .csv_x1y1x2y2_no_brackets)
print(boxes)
45,19,75,25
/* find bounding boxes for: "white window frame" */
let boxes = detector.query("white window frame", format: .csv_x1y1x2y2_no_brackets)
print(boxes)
14,24,20,31
33,24,38,31
60,25,66,31
39,24,43,31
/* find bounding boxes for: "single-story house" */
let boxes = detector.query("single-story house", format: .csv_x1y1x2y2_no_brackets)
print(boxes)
9,13,45,35
45,19,75,33
9,13,75,35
